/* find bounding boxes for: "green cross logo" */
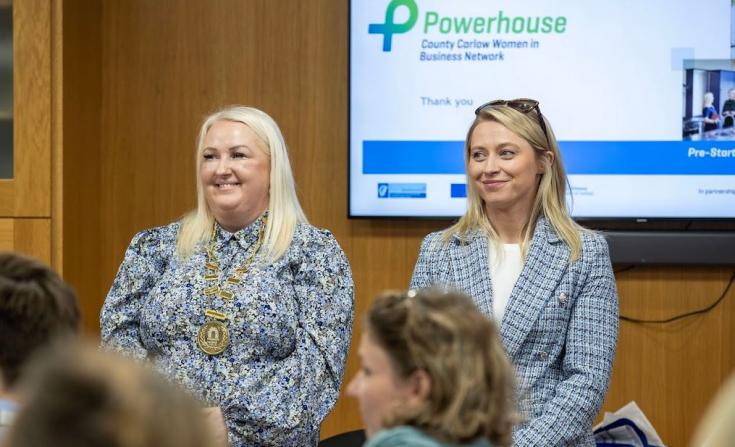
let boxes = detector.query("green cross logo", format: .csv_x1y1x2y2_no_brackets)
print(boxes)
368,0,419,52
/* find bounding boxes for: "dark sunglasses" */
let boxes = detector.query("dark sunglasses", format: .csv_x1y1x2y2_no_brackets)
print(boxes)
474,98,550,148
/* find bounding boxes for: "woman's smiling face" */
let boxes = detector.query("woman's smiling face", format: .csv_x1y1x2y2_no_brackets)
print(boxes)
467,120,544,216
199,120,270,231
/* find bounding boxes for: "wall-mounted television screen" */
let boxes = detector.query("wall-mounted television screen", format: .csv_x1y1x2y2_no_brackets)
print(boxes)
349,0,735,219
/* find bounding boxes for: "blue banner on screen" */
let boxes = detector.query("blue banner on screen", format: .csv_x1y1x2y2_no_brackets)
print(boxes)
350,0,735,218
363,141,735,175
364,141,465,174
451,183,467,198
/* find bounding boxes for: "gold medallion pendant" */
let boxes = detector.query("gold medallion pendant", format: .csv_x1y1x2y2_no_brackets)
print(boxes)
197,320,230,355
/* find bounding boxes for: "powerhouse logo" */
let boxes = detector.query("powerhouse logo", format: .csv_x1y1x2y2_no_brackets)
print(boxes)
368,0,419,51
368,0,568,54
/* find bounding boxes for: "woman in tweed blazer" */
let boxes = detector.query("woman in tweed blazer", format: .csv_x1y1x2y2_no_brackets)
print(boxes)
411,99,618,446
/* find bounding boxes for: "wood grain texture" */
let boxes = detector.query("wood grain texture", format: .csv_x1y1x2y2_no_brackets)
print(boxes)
13,218,51,264
0,218,12,250
603,267,735,445
61,0,102,336
51,0,64,271
57,1,735,445
0,0,51,216
0,218,51,264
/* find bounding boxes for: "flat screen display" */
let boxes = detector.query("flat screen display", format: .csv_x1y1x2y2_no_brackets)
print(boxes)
349,0,735,218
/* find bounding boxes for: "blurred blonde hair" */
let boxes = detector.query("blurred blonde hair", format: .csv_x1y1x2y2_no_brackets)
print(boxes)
6,340,217,447
703,92,714,107
444,104,584,261
177,105,307,262
690,372,735,446
366,288,517,446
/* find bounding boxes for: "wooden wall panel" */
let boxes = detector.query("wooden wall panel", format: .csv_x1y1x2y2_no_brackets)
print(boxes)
0,0,51,217
13,218,51,264
0,218,11,250
51,0,64,271
59,1,735,445
603,267,735,445
61,0,103,335
0,218,51,264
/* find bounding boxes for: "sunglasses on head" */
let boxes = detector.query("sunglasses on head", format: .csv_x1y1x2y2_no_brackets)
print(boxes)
474,98,550,148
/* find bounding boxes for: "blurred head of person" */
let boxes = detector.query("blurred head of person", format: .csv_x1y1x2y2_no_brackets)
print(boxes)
5,341,218,447
0,252,79,395
177,105,307,263
690,372,735,446
704,92,715,107
347,288,516,446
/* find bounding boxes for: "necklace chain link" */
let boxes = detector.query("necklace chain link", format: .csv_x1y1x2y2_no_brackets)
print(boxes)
196,216,266,356
204,216,266,304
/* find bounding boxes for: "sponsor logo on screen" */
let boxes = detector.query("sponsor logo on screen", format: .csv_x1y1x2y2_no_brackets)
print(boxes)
377,182,427,198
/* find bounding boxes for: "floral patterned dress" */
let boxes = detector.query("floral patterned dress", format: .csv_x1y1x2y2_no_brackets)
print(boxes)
101,214,354,446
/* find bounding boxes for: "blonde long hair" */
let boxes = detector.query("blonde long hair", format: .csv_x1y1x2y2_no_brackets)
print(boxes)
177,106,307,262
444,104,583,261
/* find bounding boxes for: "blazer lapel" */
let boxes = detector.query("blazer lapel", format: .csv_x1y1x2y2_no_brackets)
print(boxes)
449,231,494,317
500,218,569,359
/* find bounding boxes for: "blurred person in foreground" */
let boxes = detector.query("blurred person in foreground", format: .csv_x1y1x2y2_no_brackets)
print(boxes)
4,341,218,447
0,252,79,440
690,371,735,447
347,288,517,447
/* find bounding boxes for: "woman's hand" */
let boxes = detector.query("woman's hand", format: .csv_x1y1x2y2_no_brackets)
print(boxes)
202,406,229,446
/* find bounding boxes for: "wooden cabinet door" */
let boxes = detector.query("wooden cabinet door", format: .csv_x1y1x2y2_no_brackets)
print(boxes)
0,0,50,217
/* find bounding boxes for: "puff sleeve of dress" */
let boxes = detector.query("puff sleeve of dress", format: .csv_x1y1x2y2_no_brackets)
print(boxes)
100,225,175,360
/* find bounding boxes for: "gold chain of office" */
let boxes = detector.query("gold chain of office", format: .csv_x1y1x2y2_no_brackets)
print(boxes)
196,217,266,355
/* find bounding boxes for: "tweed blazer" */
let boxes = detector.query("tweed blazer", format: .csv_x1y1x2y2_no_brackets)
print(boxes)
410,218,618,447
